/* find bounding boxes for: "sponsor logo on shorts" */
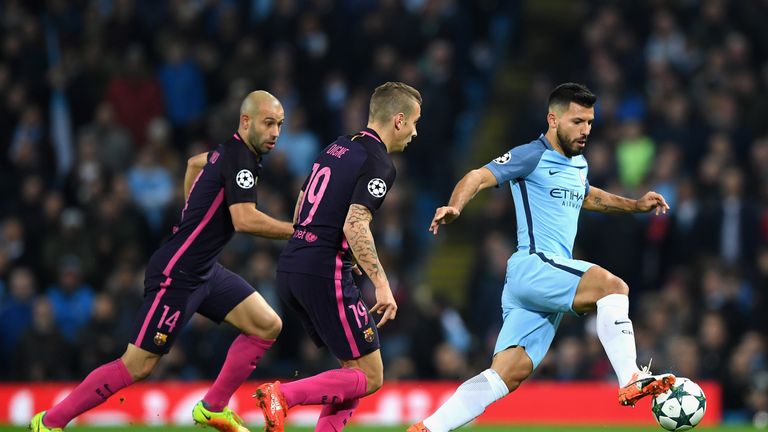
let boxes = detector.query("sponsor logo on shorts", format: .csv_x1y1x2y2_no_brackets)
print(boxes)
363,327,375,343
154,332,168,347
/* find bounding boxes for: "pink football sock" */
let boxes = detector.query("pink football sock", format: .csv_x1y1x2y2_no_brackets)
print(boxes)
203,334,274,411
282,368,368,408
45,359,133,428
315,398,360,432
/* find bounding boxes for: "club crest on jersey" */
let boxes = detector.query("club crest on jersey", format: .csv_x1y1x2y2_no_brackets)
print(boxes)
154,332,168,347
494,152,511,164
236,169,256,189
363,327,375,343
367,178,387,198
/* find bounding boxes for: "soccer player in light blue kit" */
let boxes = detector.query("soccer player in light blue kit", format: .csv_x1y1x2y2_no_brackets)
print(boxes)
410,83,676,432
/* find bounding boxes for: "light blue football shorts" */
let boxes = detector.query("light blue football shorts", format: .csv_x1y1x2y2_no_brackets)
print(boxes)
494,251,595,369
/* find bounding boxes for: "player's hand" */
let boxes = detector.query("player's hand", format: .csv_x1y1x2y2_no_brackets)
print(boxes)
370,285,397,328
636,191,670,215
429,206,460,235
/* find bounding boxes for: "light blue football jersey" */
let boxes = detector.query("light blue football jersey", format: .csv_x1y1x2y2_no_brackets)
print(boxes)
485,134,589,259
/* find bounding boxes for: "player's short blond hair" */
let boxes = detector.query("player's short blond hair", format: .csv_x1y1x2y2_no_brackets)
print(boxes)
368,82,422,123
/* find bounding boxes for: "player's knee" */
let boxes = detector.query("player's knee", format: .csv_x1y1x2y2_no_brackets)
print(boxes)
242,311,282,339
123,358,156,382
132,365,154,382
606,275,629,296
263,314,282,339
500,367,531,392
364,368,384,395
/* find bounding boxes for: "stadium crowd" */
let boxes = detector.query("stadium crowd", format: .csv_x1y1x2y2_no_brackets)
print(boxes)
0,0,767,425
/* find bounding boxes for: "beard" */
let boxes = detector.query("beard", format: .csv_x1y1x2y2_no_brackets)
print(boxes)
556,128,583,157
248,128,267,154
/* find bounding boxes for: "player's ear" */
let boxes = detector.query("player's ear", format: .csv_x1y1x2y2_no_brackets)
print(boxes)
394,113,405,131
546,111,557,129
240,114,250,130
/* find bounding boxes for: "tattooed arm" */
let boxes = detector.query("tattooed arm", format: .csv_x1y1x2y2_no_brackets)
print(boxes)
343,203,397,326
583,186,670,215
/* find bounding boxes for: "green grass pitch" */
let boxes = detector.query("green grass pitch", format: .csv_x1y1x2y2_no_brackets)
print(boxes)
0,425,756,432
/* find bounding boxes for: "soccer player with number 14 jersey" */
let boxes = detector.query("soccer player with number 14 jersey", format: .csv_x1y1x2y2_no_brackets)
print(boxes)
31,91,294,432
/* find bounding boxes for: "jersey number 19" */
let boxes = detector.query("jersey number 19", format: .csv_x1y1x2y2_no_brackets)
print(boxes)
300,163,332,226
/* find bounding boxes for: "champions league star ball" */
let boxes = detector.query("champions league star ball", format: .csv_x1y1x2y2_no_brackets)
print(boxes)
651,377,707,431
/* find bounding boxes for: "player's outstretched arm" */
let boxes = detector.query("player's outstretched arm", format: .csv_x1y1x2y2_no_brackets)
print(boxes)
582,186,670,215
429,167,498,235
343,204,397,327
184,152,209,198
229,203,295,239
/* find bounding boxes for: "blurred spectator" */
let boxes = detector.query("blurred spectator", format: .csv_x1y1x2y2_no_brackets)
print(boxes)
615,119,655,188
126,146,174,234
42,208,96,282
105,44,164,146
76,294,124,376
0,267,36,377
696,167,760,268
77,102,133,173
13,296,74,380
158,39,206,135
699,311,730,380
274,106,320,178
46,255,95,342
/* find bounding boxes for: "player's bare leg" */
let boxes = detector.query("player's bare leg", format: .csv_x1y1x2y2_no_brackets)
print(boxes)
410,346,529,432
30,344,157,431
224,291,283,339
573,265,675,406
255,350,380,432
339,348,384,395
195,292,281,432
121,343,163,380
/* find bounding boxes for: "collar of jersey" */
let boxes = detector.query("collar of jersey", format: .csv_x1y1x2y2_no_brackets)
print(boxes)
361,127,384,145
537,134,555,150
538,133,581,163
233,131,263,161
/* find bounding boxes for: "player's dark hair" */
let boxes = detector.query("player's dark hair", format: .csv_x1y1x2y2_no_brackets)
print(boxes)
369,82,422,123
548,83,596,112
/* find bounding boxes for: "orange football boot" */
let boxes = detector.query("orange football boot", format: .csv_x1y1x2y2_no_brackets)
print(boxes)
253,381,287,432
618,363,676,407
407,421,431,432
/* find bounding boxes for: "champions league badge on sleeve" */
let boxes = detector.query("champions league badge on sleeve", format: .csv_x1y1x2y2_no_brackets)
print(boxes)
236,169,256,189
494,152,511,164
367,178,387,198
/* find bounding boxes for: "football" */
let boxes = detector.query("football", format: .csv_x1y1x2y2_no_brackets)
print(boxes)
651,377,707,431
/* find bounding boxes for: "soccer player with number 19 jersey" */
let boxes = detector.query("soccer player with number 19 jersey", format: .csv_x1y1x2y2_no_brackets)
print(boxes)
253,82,422,432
